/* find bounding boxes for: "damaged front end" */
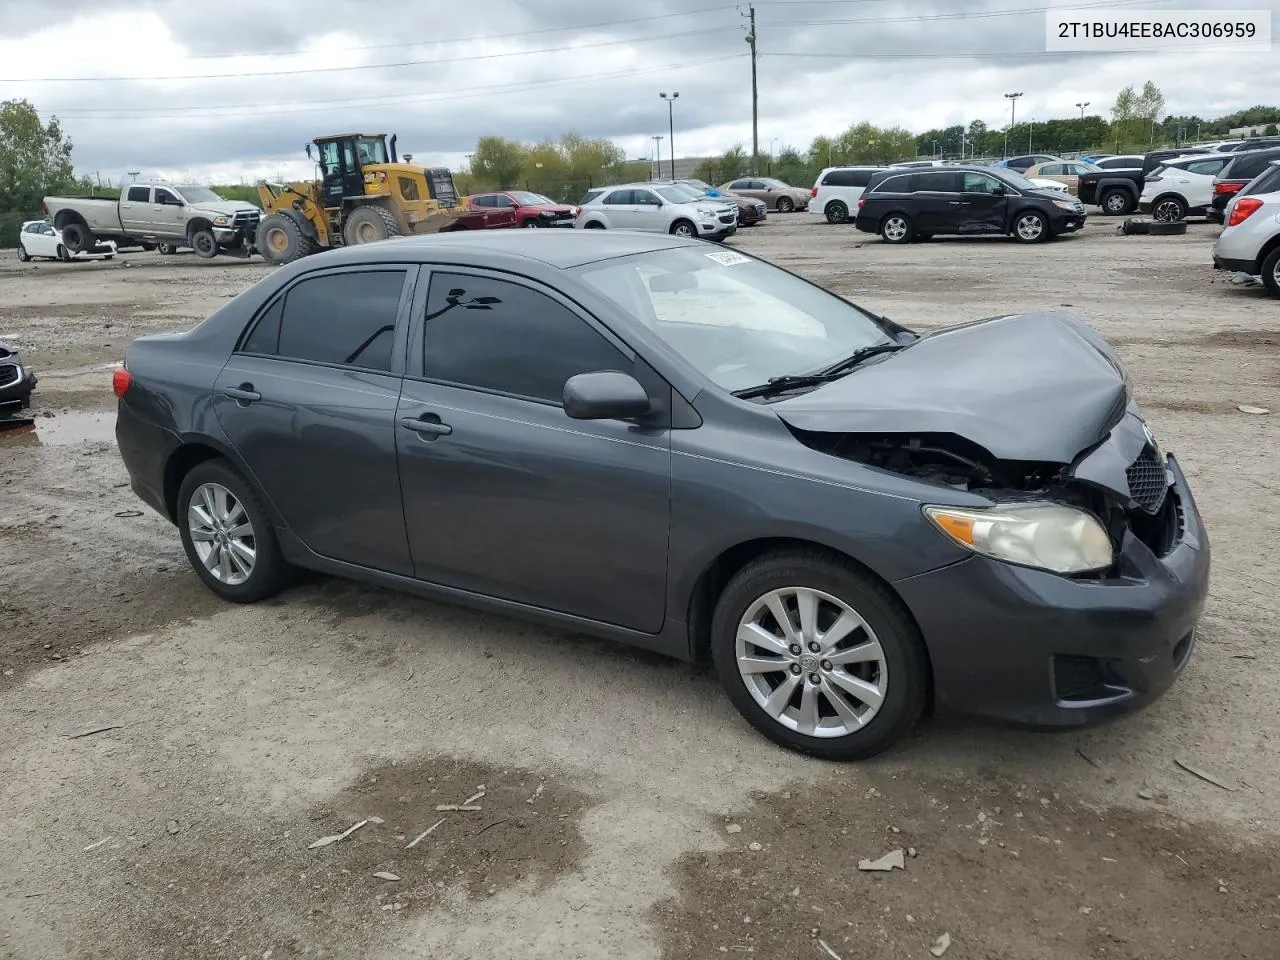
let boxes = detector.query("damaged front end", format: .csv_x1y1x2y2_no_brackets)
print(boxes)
0,340,38,420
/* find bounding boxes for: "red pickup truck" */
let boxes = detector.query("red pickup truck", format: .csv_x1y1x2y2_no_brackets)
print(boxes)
466,191,579,227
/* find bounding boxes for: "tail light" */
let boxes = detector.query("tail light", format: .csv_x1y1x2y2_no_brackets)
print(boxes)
112,367,132,398
858,197,867,208
1213,181,1243,195
810,186,818,198
1228,197,1263,226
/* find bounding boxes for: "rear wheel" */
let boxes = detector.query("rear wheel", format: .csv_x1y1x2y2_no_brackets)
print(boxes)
776,196,795,213
17,244,29,262
523,219,540,228
1013,210,1049,242
670,219,696,238
191,229,219,259
255,214,315,265
343,206,401,246
177,459,292,603
880,213,912,243
1261,248,1280,298
1152,196,1186,222
57,245,70,262
583,221,605,229
61,222,91,254
157,242,177,255
710,549,928,760
1101,189,1134,215
825,201,849,224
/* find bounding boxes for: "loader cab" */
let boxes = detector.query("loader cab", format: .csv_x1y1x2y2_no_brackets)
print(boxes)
310,134,395,206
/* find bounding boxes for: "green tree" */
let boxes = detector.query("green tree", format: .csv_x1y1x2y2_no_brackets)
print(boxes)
1266,123,1279,137
0,99,77,214
471,135,526,190
769,146,816,187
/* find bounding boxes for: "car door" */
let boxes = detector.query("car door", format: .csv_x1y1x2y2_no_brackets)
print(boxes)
1182,158,1229,207
24,222,55,257
908,171,961,233
212,266,415,575
396,268,672,632
151,187,187,236
631,188,669,231
958,172,1009,233
601,188,641,228
118,184,152,234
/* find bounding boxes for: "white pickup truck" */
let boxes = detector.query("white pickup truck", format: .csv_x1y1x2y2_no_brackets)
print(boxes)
41,183,262,259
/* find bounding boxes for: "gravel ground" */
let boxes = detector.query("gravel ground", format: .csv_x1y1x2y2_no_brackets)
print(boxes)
1,216,1277,959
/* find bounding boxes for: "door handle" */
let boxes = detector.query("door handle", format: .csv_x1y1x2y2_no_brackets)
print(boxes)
399,414,452,437
222,384,261,403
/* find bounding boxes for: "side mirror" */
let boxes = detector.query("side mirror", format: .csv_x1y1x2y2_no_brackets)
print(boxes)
991,185,1006,196
563,371,651,421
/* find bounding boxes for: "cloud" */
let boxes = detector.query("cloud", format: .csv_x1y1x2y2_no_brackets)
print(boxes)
0,0,1276,184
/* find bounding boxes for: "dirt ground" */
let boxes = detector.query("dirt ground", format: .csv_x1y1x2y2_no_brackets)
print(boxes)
1,215,1277,960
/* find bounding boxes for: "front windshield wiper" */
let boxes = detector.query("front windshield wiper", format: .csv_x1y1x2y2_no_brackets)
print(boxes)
731,343,908,400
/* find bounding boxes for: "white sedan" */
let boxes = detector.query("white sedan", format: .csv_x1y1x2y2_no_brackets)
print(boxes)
17,220,116,262
1028,177,1070,194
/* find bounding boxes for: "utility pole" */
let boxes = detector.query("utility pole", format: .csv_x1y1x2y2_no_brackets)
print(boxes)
660,92,679,178
744,5,759,175
1003,91,1023,158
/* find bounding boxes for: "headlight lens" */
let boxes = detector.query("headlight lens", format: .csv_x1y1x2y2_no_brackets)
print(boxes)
212,216,229,226
924,503,1113,574
696,206,717,217
1052,199,1077,210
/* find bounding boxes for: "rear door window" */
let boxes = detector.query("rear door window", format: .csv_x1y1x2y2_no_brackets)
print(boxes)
912,171,959,192
1185,158,1228,177
604,190,635,205
822,169,873,187
251,270,408,371
1231,150,1280,180
1243,164,1280,195
125,185,150,202
1098,156,1140,169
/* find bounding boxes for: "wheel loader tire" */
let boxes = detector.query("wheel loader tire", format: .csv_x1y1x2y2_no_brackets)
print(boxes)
61,222,91,254
1148,220,1187,236
255,214,315,266
343,206,401,246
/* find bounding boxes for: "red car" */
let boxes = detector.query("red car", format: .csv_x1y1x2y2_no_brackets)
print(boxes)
466,191,579,228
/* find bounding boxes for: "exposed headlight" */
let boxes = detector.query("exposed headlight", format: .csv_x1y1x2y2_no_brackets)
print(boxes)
923,503,1112,574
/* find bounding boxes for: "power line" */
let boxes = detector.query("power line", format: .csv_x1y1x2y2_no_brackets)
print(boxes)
2,25,736,83
47,54,751,120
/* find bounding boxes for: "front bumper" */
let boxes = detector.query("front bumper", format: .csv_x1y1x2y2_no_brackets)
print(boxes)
895,454,1208,729
1055,214,1087,233
0,357,38,408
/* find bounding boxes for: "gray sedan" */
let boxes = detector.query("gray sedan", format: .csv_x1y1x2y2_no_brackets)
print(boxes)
114,231,1208,760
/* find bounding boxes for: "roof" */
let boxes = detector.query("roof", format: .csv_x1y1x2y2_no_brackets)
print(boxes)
314,229,689,270
314,133,386,140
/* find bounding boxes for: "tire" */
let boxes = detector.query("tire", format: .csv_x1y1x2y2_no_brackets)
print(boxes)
255,214,315,266
670,219,697,238
177,459,292,604
583,221,605,229
1101,189,1135,216
825,201,849,224
1120,217,1152,235
57,245,70,262
1012,210,1049,243
191,229,219,259
709,549,928,760
1151,195,1186,222
17,244,29,262
157,242,177,255
880,213,912,243
523,219,540,228
1148,220,1187,236
343,206,401,246
61,222,91,254
776,196,795,213
1261,247,1280,298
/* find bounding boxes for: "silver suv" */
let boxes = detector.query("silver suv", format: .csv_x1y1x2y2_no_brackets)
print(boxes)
1212,160,1280,297
574,183,737,238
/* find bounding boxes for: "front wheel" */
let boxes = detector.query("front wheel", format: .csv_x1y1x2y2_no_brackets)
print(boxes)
191,229,219,259
523,219,540,228
776,196,795,213
1101,189,1134,216
1259,247,1280,298
880,213,912,243
710,550,928,760
670,219,696,238
825,201,849,224
177,459,292,603
57,245,70,262
17,245,30,262
1013,210,1049,242
1152,196,1186,222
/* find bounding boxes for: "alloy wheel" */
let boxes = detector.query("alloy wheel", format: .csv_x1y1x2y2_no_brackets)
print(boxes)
673,222,694,237
187,482,256,585
1104,193,1127,213
1016,214,1045,241
1153,199,1183,222
883,217,907,241
734,586,888,738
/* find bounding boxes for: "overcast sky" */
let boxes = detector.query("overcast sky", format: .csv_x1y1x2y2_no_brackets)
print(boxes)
1,0,1276,185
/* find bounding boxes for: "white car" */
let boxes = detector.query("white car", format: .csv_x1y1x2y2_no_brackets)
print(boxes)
575,183,737,238
808,166,884,224
1212,161,1280,297
17,220,115,262
1139,152,1233,222
1028,177,1070,194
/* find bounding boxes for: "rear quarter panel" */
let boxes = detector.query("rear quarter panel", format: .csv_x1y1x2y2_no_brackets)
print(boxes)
45,197,124,233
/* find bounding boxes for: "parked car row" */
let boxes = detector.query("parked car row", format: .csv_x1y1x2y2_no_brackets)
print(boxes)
1213,158,1280,297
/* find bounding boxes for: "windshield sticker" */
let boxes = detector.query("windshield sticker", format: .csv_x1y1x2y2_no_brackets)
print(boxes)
704,250,751,266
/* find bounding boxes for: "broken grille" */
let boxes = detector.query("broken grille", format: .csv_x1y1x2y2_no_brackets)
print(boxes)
1126,446,1169,513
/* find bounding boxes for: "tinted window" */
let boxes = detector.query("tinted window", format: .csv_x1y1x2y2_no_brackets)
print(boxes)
1185,158,1228,177
1098,156,1140,169
822,169,872,187
273,271,406,371
154,188,179,205
126,185,150,202
730,180,751,189
581,189,604,205
471,195,494,207
604,190,634,205
747,181,767,189
912,171,958,192
242,299,283,354
422,273,627,404
1244,164,1280,196
962,172,1003,194
493,196,514,207
1229,150,1280,179
870,173,912,193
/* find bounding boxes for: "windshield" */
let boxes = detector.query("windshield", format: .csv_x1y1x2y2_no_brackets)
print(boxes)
510,191,552,205
575,248,894,393
655,186,704,204
177,187,225,203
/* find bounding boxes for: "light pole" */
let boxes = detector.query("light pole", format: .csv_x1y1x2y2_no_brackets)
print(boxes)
1075,101,1089,119
651,135,663,181
1003,91,1023,158
1028,119,1033,152
659,91,679,179
769,137,778,173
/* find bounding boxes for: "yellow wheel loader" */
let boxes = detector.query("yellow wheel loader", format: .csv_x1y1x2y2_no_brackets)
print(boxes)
254,133,468,265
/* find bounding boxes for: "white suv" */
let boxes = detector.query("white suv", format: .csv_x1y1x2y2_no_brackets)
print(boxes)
574,183,737,238
1212,161,1280,297
1139,152,1233,222
809,166,883,224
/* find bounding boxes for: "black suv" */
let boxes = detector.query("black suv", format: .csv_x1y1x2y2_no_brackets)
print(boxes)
1209,146,1280,222
853,166,1086,243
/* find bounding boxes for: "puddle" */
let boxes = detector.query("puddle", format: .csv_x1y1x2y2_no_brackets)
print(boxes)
0,410,116,447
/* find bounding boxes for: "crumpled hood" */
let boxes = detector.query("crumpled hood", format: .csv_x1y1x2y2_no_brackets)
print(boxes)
773,310,1129,463
189,200,259,217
